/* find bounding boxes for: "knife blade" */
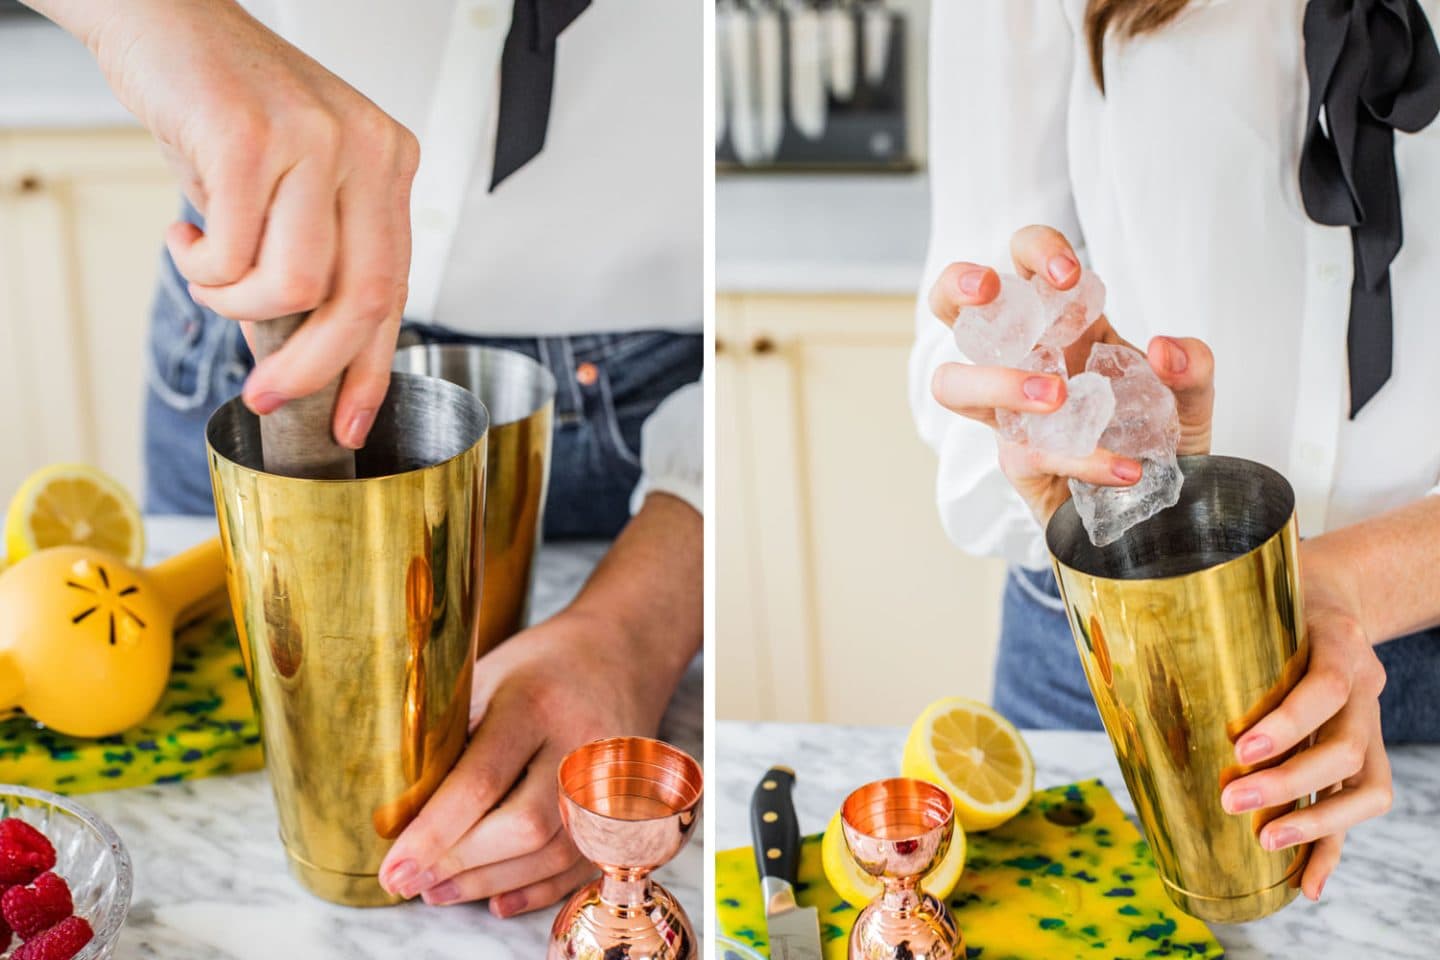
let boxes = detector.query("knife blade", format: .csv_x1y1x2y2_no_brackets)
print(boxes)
751,766,823,960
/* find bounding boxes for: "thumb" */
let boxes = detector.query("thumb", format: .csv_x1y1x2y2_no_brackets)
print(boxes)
1147,336,1214,456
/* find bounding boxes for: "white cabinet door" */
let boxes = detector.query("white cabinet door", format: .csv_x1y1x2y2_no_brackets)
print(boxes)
0,130,176,501
717,293,1008,725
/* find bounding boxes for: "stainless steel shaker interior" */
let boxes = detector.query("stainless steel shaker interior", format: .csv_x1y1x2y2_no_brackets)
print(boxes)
208,372,487,476
393,344,557,428
1048,455,1296,580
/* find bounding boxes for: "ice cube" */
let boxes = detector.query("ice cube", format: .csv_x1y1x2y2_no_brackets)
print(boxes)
1034,270,1106,349
1068,343,1184,546
953,273,1049,367
996,345,1065,443
1086,343,1180,460
1026,372,1116,458
1069,452,1184,548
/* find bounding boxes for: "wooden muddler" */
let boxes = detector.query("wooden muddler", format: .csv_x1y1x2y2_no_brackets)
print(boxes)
247,314,357,480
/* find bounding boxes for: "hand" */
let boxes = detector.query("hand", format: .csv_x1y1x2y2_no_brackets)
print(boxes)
58,0,419,449
377,610,667,917
1219,539,1392,901
926,225,1215,525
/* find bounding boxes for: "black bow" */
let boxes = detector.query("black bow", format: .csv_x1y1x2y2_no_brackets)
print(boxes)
1300,0,1440,417
491,0,593,190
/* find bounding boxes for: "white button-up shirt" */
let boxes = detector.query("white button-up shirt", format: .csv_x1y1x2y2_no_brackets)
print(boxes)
240,0,703,513
909,0,1440,569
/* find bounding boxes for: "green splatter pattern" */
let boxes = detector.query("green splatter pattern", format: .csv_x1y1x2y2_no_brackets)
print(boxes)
716,779,1224,960
0,616,263,794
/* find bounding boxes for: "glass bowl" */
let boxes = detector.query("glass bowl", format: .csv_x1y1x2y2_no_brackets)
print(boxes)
0,786,132,959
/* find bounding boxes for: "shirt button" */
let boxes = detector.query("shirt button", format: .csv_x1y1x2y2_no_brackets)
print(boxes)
1299,442,1325,465
1316,263,1343,284
575,362,598,387
469,3,497,28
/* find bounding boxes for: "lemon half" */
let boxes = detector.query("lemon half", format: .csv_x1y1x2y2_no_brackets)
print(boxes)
4,463,144,566
820,809,967,907
901,697,1035,832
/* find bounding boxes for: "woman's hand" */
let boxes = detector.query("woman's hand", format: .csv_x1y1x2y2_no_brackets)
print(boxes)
378,493,701,917
1219,540,1392,901
37,0,419,449
377,609,664,917
927,225,1215,525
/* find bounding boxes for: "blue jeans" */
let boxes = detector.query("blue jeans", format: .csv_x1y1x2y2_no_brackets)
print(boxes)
996,565,1440,741
142,246,702,540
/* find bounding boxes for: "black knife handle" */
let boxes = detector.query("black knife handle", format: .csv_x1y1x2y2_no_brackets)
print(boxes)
751,766,801,887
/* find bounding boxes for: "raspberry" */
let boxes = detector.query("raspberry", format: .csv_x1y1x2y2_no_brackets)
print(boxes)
0,820,56,885
3,873,73,939
11,916,92,960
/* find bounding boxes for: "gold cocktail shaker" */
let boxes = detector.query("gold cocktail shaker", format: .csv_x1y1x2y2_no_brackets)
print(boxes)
393,344,556,657
1047,455,1312,923
207,372,488,906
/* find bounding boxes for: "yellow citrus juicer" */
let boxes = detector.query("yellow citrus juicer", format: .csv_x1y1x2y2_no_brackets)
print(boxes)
0,537,226,737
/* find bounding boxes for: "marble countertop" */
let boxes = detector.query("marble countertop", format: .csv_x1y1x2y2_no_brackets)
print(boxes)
716,173,930,296
0,16,135,128
717,721,1439,959
75,517,702,960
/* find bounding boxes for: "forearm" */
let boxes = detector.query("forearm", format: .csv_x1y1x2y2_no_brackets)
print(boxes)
1307,495,1440,642
566,492,703,693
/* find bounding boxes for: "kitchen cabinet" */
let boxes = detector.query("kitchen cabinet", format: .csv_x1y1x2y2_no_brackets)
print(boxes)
717,292,1007,725
0,128,176,502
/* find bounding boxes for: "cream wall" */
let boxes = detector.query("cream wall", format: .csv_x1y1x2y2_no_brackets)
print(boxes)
0,128,174,505
715,282,1008,726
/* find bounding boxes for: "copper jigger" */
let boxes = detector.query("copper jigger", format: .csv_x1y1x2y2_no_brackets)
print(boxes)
548,737,702,960
840,778,964,960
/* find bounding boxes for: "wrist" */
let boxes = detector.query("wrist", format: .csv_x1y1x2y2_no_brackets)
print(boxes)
545,606,687,734
1300,535,1372,642
563,597,694,689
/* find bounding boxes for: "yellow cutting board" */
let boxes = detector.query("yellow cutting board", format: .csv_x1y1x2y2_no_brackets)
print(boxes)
0,614,262,794
716,779,1225,960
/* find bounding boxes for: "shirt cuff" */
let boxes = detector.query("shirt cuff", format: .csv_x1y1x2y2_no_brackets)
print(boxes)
629,380,703,516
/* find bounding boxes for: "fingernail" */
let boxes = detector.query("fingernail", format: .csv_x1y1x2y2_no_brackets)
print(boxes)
1113,460,1142,483
492,891,526,918
1263,826,1302,851
958,269,987,297
1238,734,1272,764
1223,788,1262,814
1164,340,1188,373
1022,376,1060,403
1047,254,1078,284
423,880,460,906
246,391,287,416
382,860,416,895
405,868,437,898
342,407,376,450
1316,876,1327,900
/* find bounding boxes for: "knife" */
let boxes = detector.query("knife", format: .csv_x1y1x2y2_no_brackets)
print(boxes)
751,766,822,960
721,0,763,165
823,2,857,103
753,2,785,161
787,2,827,140
860,0,892,88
